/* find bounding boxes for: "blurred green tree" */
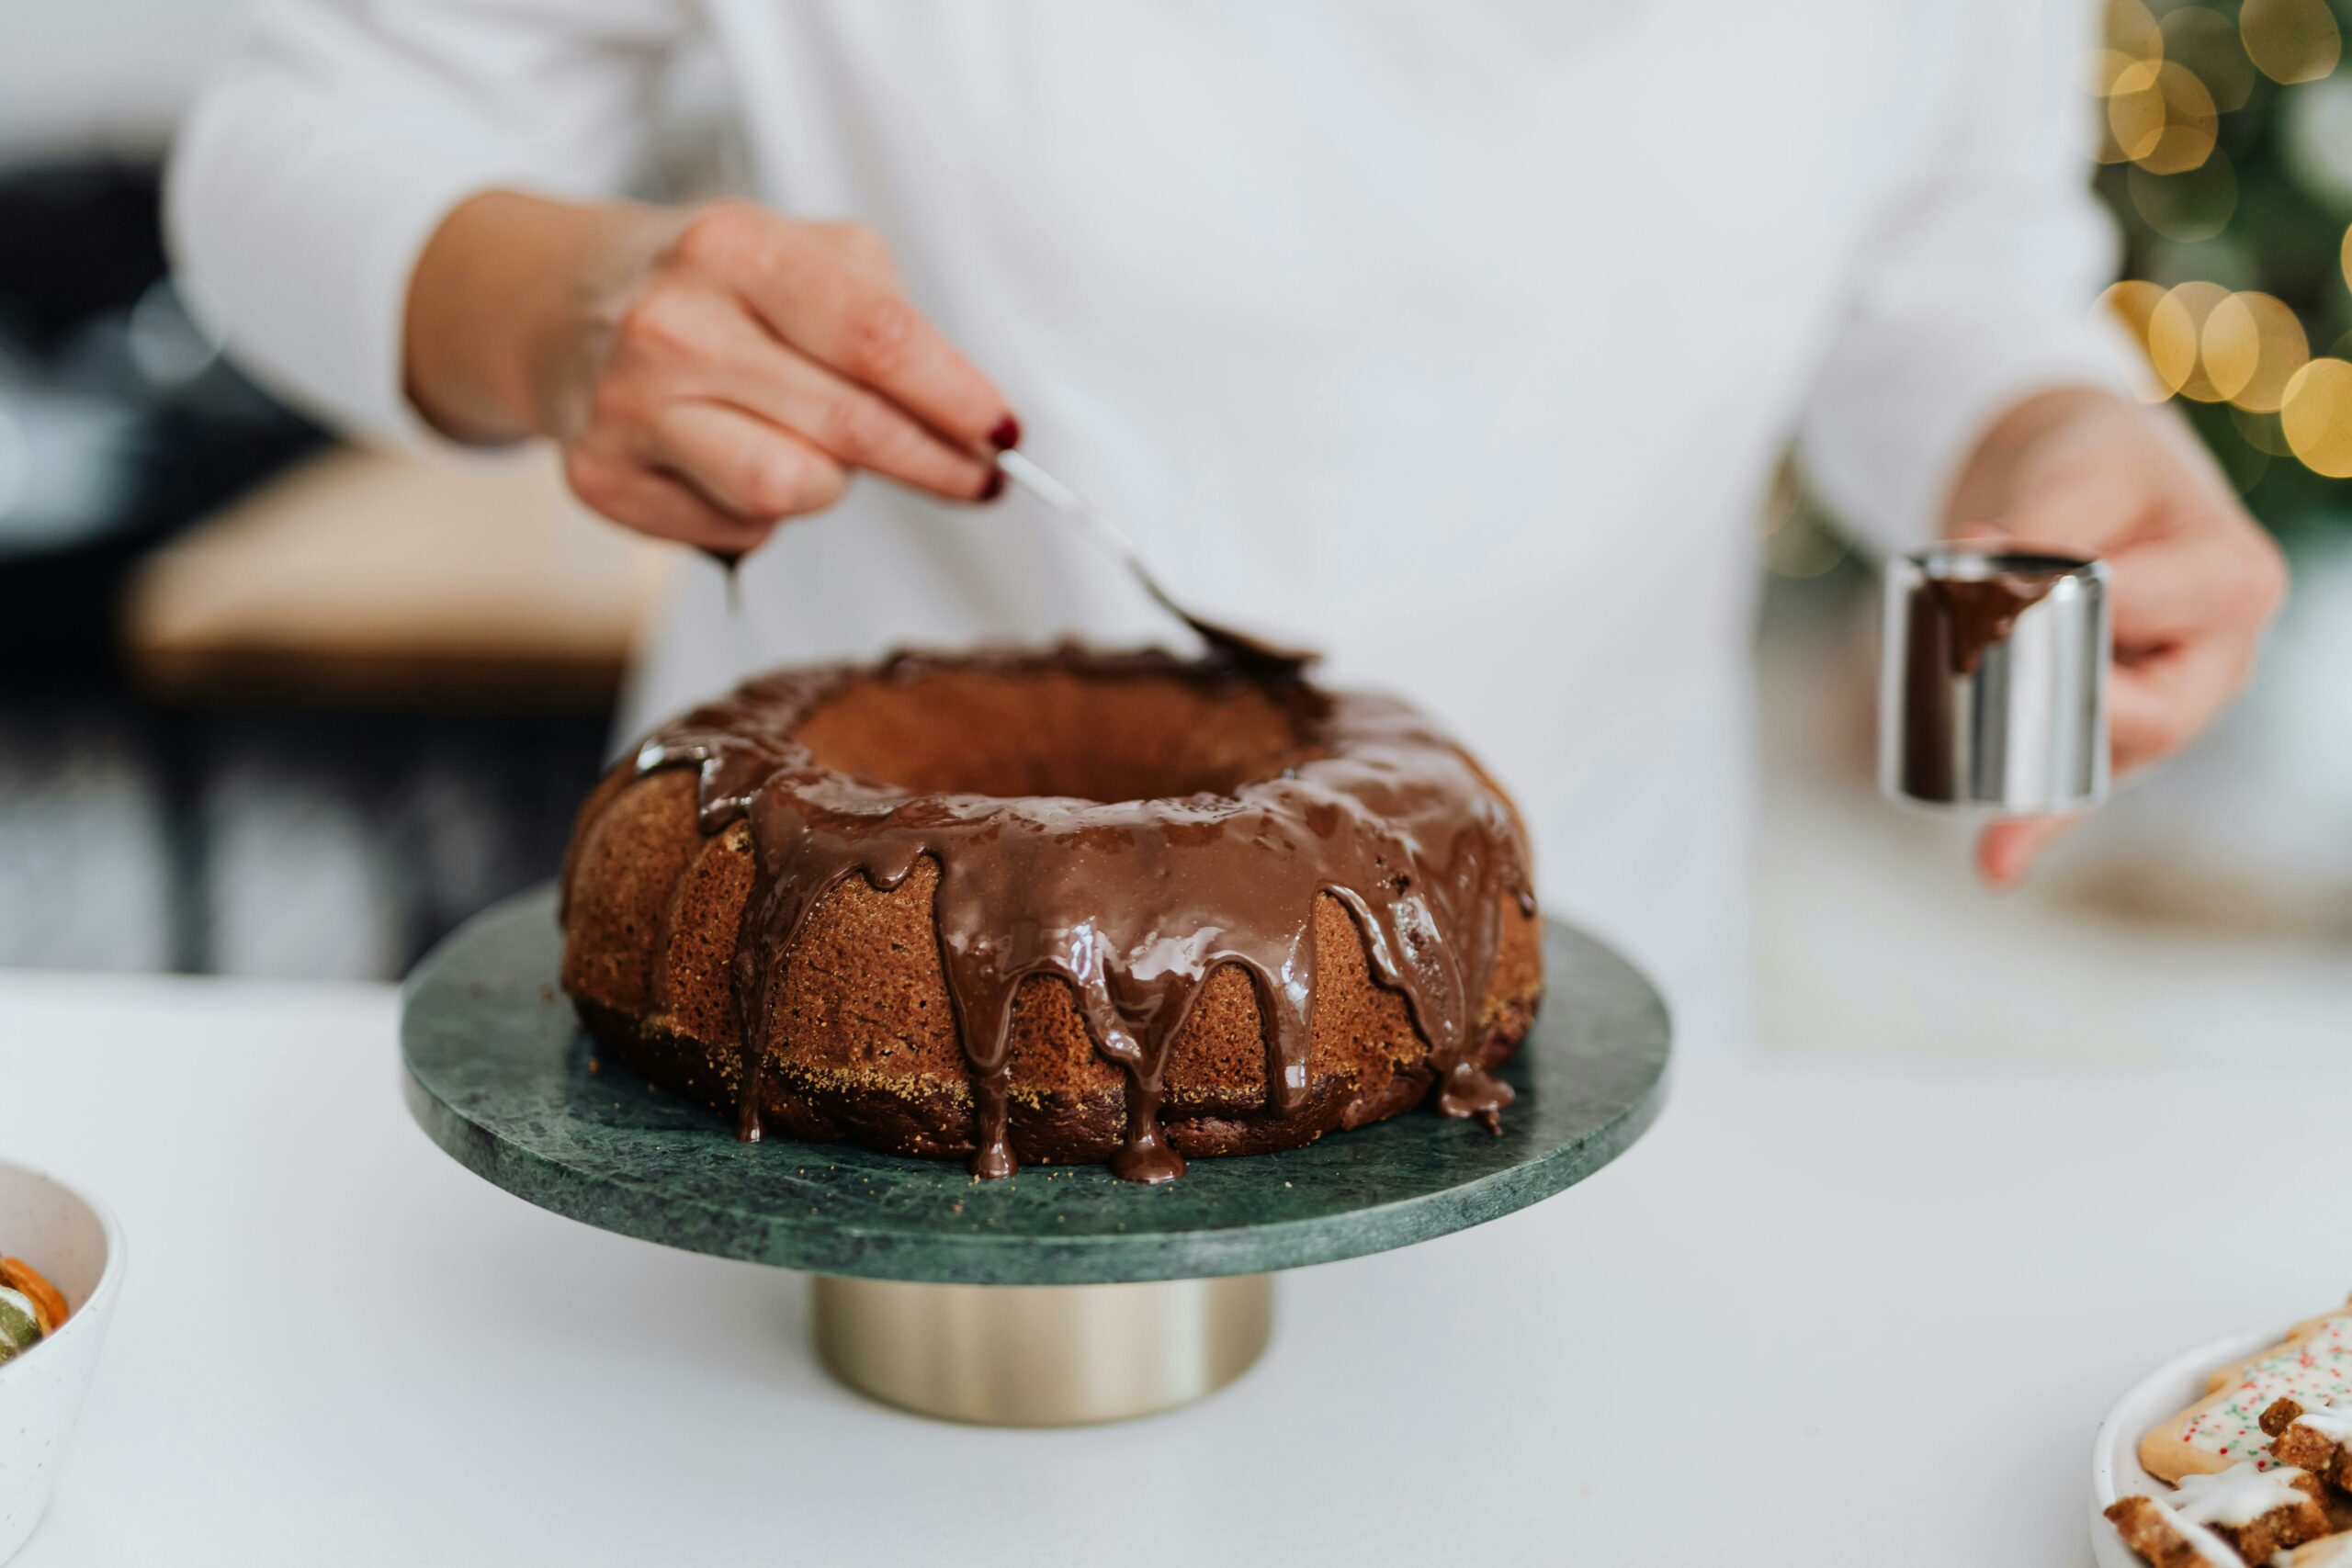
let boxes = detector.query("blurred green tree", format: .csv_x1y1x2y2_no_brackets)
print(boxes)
2095,0,2352,538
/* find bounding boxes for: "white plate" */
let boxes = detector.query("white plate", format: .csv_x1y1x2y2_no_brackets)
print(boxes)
2088,1325,2291,1568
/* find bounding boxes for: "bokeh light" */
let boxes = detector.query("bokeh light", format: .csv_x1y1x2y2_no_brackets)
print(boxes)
2096,54,2158,164
2240,0,2341,84
2280,358,2352,477
2147,279,2234,399
2098,278,2173,400
2108,0,2166,66
2128,152,2237,243
2097,0,2352,485
2203,289,2310,411
2108,61,2220,174
2229,403,2297,457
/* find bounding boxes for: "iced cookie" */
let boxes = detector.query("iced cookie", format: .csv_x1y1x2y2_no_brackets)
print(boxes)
2108,1464,2331,1566
2267,1400,2352,1494
2143,1303,2352,1482
2105,1495,2250,1567
0,1256,66,1367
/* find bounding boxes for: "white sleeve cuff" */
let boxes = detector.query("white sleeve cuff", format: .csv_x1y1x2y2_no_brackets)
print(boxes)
1797,304,2143,556
169,93,540,460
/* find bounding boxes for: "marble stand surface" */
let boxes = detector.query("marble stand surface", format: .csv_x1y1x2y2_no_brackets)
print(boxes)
400,887,1670,1285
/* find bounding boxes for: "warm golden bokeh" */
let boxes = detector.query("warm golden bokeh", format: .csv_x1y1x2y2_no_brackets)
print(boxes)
2127,152,2237,242
2147,280,2234,400
2203,290,2311,411
2096,55,2161,163
2117,61,2219,173
2280,357,2352,476
2240,0,2342,83
2108,0,2167,65
2087,50,2157,112
2100,278,2170,335
2093,0,2352,481
2098,279,2174,401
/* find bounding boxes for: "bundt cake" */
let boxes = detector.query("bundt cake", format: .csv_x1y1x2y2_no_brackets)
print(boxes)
559,647,1543,1182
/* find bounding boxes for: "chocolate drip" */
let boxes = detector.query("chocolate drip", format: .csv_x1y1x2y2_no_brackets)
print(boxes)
625,647,1532,1181
1922,572,2060,677
1896,570,2064,800
729,944,768,1142
700,547,746,622
1178,612,1319,676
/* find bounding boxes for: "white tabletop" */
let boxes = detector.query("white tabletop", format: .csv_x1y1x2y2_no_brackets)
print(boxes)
2,969,2342,1566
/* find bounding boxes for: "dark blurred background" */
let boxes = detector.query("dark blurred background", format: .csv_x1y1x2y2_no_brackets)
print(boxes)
0,153,630,976
0,4,685,977
2,1,2346,1056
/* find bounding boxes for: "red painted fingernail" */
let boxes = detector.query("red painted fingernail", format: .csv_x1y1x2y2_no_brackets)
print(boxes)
979,467,1006,502
988,415,1021,450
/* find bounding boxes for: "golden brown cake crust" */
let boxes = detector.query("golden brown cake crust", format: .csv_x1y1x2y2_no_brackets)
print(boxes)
560,648,1544,1179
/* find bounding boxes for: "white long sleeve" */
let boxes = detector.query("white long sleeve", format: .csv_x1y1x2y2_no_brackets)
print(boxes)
165,0,690,446
166,0,2143,1057
1796,0,2130,553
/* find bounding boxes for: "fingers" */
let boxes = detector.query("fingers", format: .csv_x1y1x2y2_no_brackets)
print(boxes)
2111,523,2289,654
561,448,778,555
1985,466,2154,558
1951,399,2289,890
726,226,1016,453
642,402,850,520
1976,816,2080,888
699,332,998,502
558,204,1020,547
1978,635,2248,889
1976,646,2241,882
2109,638,2248,773
2001,488,2279,767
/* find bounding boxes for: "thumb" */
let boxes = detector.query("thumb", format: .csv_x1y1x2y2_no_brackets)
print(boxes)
1992,468,2145,558
1976,816,2081,887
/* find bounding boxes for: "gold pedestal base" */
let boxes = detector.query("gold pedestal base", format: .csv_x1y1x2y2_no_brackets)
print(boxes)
811,1274,1274,1427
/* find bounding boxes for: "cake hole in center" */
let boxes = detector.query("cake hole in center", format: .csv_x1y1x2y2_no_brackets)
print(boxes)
794,665,1307,802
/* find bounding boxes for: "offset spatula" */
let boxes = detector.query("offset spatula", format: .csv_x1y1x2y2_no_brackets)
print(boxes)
994,449,1316,671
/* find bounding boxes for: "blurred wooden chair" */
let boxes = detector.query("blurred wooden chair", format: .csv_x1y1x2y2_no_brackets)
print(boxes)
119,445,671,970
123,445,667,710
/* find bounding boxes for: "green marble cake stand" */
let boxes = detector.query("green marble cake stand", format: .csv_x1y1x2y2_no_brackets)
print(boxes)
401,886,1669,1426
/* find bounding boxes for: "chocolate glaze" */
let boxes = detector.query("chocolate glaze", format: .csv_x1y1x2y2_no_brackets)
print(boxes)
1897,570,2063,798
1924,572,2061,677
625,646,1533,1182
1168,608,1319,675
701,547,745,621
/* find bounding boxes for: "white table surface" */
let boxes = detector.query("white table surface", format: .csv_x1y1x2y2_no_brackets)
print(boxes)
2,968,2344,1566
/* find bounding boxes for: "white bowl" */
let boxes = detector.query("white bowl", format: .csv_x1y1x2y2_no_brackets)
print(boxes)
0,1160,124,1565
2089,1325,2286,1568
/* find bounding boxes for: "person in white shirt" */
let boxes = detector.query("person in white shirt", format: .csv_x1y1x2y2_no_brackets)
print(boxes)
167,1,2284,1054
